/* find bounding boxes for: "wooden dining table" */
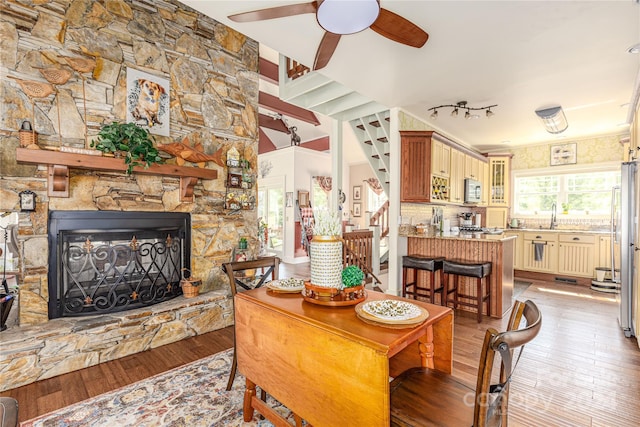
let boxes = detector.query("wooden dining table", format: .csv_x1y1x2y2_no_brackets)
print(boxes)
234,287,454,426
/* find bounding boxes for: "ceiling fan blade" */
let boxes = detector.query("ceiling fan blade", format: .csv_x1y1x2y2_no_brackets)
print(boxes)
370,8,428,48
313,32,341,70
228,1,317,22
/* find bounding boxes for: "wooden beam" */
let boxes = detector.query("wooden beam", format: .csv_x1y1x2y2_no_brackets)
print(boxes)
259,57,279,85
300,136,330,151
259,92,321,126
259,113,290,134
259,129,278,154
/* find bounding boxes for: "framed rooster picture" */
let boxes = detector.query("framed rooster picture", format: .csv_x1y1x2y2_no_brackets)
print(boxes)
126,68,170,136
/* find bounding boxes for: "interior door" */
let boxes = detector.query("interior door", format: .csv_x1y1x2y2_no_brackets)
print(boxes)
257,177,284,258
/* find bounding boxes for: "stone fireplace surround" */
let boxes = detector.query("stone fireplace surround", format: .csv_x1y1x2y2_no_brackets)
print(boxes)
0,0,260,392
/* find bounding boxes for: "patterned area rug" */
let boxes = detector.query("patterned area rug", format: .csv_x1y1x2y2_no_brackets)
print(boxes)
20,349,294,427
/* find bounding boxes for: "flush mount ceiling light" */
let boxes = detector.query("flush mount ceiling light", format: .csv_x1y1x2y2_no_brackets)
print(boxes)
316,0,380,34
535,106,568,134
428,101,497,121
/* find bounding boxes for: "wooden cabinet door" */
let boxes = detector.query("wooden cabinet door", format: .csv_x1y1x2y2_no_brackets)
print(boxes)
431,140,449,177
480,160,489,206
523,232,558,273
597,235,620,270
401,131,432,202
488,156,510,207
504,231,523,270
557,234,596,277
449,149,464,204
464,155,480,180
486,207,508,228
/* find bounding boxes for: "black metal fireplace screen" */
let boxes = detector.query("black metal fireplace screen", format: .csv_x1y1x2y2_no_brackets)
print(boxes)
48,211,191,319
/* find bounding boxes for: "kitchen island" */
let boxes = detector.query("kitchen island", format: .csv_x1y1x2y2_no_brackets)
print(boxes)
401,232,516,318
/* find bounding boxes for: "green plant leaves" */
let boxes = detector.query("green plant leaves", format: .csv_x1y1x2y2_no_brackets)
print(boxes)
91,122,163,174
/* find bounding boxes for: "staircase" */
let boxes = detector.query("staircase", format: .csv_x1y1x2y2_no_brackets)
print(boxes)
277,55,392,270
278,55,391,196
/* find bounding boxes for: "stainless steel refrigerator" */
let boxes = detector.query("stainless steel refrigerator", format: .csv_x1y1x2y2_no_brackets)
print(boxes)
617,161,638,340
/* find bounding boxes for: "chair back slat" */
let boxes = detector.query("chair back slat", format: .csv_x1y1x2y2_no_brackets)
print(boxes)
222,256,280,296
474,300,542,427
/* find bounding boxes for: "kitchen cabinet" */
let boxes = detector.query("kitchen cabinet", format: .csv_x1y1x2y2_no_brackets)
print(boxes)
486,207,509,228
449,148,465,204
487,155,512,207
431,138,450,177
523,232,558,273
504,231,523,270
480,160,489,206
400,131,433,202
464,154,481,181
401,131,457,203
597,235,620,270
557,234,596,277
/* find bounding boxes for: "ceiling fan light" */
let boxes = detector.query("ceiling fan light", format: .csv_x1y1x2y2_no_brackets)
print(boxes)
535,106,568,134
317,0,380,35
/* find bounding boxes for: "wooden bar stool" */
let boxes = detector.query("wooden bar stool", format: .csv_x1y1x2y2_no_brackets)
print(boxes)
443,259,492,322
402,255,445,304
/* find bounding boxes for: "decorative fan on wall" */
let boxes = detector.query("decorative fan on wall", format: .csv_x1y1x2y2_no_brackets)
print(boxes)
228,0,429,70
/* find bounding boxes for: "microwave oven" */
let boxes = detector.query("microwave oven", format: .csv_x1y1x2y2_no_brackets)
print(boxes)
464,178,482,204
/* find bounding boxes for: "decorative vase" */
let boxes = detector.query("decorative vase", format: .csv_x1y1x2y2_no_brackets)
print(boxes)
309,235,343,288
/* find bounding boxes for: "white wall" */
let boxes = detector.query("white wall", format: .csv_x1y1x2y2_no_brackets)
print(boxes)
259,146,331,263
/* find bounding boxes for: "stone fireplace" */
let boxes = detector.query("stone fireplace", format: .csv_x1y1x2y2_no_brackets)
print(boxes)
0,0,260,392
48,211,191,319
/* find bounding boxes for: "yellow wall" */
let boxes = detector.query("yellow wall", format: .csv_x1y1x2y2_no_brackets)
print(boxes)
510,134,626,170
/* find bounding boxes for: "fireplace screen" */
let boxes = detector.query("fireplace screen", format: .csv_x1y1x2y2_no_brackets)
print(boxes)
48,211,190,318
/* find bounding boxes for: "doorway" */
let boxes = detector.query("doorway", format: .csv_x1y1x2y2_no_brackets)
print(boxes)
257,176,285,258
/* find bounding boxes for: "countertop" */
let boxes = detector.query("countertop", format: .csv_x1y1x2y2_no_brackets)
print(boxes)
504,228,611,234
401,232,517,242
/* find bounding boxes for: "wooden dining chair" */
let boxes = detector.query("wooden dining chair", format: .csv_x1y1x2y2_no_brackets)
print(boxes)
390,299,542,427
222,256,280,391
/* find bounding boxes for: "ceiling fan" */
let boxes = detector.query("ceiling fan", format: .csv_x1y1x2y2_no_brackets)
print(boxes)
228,0,429,70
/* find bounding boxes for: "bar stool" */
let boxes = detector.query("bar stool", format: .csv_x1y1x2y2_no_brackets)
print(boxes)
443,259,492,322
402,255,445,304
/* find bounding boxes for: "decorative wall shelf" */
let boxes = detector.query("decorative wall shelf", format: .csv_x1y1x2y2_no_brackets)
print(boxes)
16,148,217,202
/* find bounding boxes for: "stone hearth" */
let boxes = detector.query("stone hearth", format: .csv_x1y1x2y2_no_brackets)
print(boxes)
0,291,232,392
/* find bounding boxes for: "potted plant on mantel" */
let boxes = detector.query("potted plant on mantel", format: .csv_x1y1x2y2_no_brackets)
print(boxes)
91,122,163,174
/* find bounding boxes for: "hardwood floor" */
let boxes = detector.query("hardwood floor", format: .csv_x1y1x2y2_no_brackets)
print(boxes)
3,268,640,426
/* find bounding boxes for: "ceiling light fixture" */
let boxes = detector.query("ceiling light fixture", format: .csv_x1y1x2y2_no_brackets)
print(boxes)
428,101,498,121
535,106,568,134
627,43,640,54
316,0,380,35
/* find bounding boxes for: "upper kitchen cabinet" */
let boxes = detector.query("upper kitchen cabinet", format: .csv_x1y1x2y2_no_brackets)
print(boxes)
449,148,465,204
431,138,450,177
487,154,512,207
400,131,435,202
464,154,481,181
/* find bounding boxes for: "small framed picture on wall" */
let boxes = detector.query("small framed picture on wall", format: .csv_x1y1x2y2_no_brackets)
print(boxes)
353,185,362,200
353,203,361,217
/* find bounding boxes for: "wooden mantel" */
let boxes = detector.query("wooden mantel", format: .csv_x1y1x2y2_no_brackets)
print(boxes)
16,148,218,202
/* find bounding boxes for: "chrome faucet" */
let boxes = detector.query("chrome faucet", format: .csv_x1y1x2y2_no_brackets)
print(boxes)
550,202,557,229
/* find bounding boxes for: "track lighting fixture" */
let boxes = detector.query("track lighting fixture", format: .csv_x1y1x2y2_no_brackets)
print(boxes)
428,101,497,121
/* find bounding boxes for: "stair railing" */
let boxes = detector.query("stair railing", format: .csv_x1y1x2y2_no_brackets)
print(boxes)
342,230,381,285
369,200,390,238
286,57,310,80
